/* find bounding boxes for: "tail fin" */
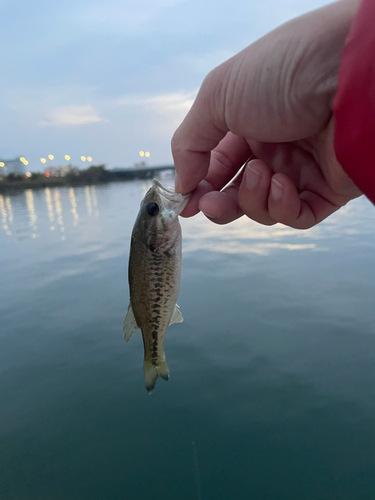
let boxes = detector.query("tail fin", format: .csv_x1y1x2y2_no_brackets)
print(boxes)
143,355,169,393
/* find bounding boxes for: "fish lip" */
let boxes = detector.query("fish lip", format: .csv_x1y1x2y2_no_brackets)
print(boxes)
152,178,190,215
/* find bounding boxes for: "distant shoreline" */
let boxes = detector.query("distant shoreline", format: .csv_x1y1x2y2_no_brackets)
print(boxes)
0,165,175,193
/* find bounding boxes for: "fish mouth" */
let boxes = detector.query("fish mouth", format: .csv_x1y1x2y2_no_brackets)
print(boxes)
152,179,190,215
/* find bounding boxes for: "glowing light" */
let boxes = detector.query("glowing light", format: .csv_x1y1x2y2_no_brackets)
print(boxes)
90,186,98,216
48,155,54,160
87,156,92,162
23,160,29,166
81,156,86,161
0,195,11,236
25,189,38,234
85,186,92,215
145,151,150,158
54,189,65,240
41,158,47,164
139,151,145,157
20,157,26,162
69,188,79,226
64,155,70,161
0,162,4,167
45,172,50,178
5,197,13,223
45,188,55,230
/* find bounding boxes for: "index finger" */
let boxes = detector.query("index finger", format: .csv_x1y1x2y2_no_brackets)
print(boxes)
171,66,230,195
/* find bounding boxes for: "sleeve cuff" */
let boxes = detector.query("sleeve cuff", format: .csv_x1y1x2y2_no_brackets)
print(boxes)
333,0,375,204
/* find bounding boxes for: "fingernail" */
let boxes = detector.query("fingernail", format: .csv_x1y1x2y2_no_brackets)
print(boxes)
271,177,283,201
199,204,217,219
245,163,262,190
201,211,217,220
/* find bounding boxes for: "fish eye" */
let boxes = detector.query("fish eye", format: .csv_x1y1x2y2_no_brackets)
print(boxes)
146,202,159,216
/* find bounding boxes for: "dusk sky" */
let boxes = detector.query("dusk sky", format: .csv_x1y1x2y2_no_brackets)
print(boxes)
1,0,330,171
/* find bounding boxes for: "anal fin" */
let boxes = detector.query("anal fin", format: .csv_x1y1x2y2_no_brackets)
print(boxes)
169,304,183,326
123,302,139,342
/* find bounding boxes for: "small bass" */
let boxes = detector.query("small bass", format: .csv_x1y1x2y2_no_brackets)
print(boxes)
123,179,189,392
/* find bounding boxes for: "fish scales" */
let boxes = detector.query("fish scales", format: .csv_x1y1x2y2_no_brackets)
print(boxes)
132,247,178,359
123,179,189,392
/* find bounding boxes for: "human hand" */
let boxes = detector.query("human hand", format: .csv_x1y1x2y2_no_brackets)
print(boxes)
172,0,362,229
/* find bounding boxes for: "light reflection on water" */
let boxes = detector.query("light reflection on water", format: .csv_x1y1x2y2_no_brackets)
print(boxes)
0,194,12,236
0,184,101,243
183,214,324,255
1,177,375,500
2,177,371,258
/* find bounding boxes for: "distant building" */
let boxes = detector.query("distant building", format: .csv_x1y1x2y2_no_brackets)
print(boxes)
0,158,24,175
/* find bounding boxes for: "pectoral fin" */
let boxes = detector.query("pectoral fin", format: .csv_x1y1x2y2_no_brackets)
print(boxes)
123,303,139,341
169,304,183,326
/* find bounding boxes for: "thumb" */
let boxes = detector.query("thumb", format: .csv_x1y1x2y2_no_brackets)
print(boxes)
172,64,231,194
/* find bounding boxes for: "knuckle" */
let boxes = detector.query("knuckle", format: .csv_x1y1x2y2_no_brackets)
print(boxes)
210,149,235,174
239,201,276,226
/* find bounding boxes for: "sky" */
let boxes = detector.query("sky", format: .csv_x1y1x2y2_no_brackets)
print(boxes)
0,0,330,171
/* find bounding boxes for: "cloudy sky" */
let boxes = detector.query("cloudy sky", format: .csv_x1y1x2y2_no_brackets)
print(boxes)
0,0,330,171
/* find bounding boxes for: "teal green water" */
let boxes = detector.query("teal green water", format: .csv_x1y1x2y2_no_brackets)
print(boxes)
1,177,375,499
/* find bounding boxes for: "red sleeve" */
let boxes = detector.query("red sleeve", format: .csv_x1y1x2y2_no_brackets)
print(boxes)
333,0,375,204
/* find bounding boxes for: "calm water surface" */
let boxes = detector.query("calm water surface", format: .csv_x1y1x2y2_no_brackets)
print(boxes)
1,176,375,500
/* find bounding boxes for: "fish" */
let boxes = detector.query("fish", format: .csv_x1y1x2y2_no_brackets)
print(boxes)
123,179,190,392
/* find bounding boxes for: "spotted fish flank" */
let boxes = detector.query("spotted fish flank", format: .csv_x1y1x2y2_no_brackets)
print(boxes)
123,179,189,392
